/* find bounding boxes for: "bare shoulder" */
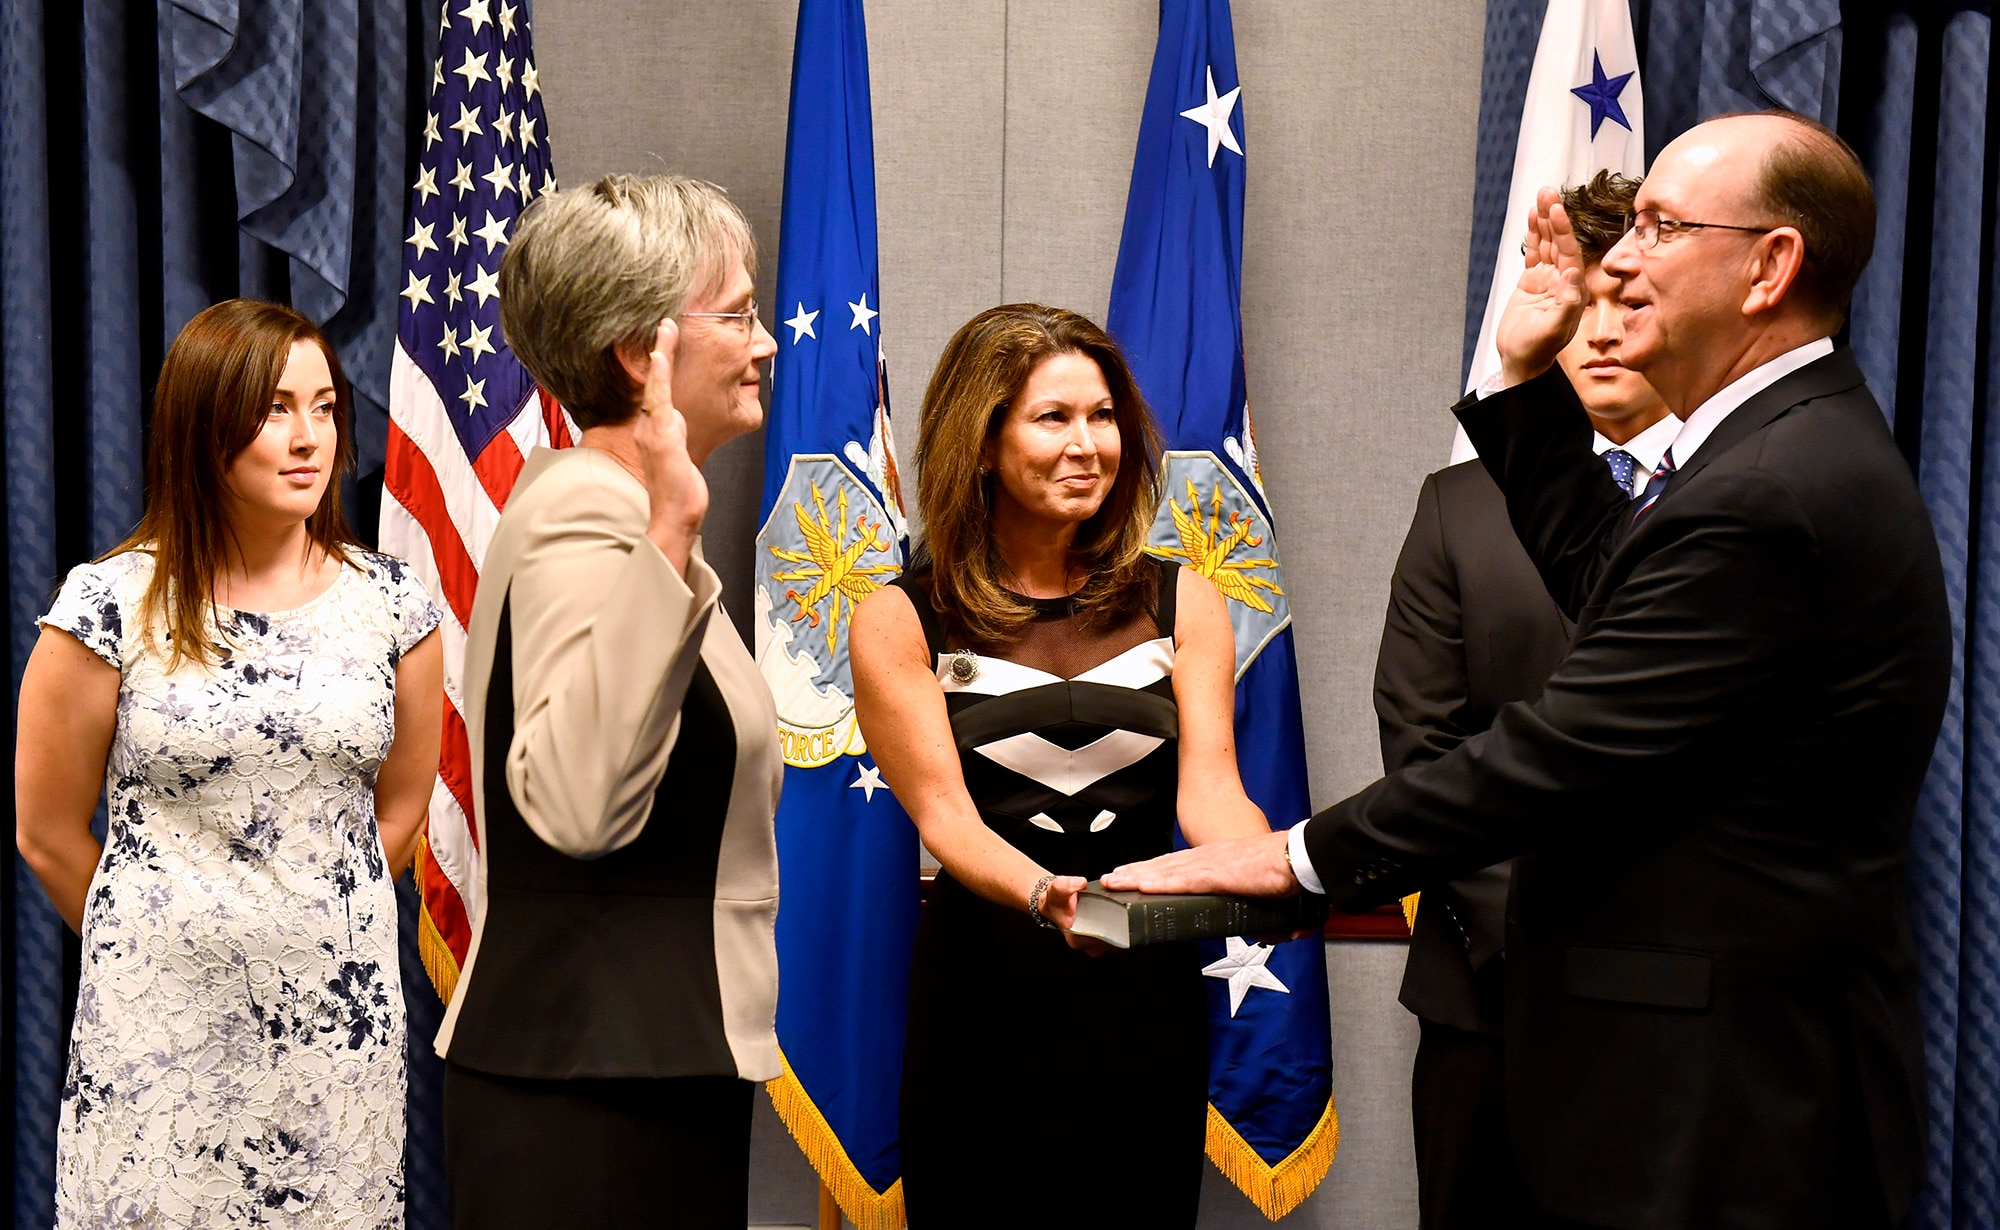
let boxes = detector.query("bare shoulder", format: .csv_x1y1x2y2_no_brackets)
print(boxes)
1175,564,1228,638
853,580,921,646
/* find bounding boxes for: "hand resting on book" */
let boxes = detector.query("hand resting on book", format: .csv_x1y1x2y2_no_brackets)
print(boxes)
1099,829,1298,897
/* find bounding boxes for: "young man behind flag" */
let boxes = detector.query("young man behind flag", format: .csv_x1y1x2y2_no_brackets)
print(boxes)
1454,0,1644,462
1106,0,1337,1217
381,0,567,1002
757,2,918,1226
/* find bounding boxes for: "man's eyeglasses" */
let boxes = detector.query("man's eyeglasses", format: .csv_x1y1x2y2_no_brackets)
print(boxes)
681,302,760,334
1625,209,1778,250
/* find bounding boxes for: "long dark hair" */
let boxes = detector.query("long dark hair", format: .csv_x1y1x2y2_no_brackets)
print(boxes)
914,304,1165,643
106,299,358,667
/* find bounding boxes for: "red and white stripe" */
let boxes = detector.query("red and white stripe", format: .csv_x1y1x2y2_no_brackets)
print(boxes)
381,340,573,992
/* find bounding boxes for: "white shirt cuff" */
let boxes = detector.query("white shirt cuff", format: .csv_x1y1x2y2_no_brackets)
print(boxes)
1287,822,1326,895
1474,369,1509,400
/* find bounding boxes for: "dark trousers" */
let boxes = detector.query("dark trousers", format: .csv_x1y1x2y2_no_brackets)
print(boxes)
1412,1017,1538,1230
1412,1018,1897,1230
443,1062,753,1229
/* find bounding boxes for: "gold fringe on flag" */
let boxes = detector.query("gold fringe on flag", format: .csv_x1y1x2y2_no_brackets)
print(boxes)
1204,1093,1340,1222
415,835,463,1003
1401,892,1421,932
765,1049,906,1230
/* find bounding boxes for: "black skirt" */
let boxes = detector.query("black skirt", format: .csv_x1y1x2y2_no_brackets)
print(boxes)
899,874,1210,1229
443,1064,752,1229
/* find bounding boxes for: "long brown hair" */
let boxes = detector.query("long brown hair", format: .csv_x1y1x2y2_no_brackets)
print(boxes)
107,299,358,667
914,304,1164,644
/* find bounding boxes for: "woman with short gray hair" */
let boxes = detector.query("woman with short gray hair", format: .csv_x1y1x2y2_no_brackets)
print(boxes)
433,173,781,1228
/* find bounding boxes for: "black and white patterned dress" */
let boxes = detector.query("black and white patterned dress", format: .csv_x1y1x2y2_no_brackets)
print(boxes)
41,549,440,1229
895,558,1209,1228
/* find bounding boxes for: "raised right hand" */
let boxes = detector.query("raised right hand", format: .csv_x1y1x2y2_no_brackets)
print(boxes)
634,319,708,567
1494,187,1588,388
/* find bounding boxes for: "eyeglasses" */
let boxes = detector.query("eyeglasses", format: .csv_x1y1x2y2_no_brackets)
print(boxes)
1625,209,1778,250
680,302,760,334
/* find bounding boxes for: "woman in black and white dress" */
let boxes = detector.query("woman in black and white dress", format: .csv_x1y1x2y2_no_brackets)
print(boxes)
851,304,1274,1228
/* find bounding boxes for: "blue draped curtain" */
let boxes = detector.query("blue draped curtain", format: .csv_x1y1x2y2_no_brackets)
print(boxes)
1466,3,1998,1225
0,3,448,1226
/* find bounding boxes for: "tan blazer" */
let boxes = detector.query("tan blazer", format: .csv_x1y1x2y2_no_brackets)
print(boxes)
435,445,782,1081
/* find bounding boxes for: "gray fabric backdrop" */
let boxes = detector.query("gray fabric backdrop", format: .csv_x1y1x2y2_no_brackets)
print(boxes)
533,1,1488,1224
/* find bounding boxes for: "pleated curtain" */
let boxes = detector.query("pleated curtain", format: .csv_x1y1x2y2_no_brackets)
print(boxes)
1465,2,1998,1226
0,3,449,1226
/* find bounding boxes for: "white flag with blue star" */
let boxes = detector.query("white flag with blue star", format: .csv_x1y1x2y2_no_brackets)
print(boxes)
1459,0,1645,452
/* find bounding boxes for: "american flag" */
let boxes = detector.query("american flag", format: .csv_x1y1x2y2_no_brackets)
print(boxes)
381,0,567,1001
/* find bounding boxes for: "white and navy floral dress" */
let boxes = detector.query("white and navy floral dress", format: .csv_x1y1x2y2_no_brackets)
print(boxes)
40,549,440,1229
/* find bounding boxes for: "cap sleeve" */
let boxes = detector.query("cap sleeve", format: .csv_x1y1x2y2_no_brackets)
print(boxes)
39,557,140,670
369,553,444,660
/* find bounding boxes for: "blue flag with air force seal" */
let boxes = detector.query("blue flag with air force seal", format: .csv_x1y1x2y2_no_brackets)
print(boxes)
757,2,917,1226
1106,0,1337,1216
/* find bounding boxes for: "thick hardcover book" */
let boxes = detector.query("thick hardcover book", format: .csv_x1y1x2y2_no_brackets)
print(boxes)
1067,882,1330,949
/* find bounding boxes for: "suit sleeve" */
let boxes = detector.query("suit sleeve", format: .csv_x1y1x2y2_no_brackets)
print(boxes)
1456,365,1631,617
504,493,721,858
1375,472,1473,774
1305,467,1821,910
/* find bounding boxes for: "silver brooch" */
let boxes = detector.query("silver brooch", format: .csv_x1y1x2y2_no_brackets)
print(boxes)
947,650,980,684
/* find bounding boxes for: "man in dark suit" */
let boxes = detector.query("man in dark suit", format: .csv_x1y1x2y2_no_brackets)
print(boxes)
1382,170,1678,1230
1106,113,1950,1229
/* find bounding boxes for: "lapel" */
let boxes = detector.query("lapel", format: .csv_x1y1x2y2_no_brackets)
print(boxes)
1666,348,1869,492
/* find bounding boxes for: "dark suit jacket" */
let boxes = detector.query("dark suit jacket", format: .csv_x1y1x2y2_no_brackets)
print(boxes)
1306,349,1950,1229
1377,461,1571,1034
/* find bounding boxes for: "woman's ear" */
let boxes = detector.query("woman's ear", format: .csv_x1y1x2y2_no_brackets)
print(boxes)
614,338,651,390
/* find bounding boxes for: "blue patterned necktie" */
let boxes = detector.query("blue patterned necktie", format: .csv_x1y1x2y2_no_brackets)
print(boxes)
1604,449,1638,498
1632,449,1677,522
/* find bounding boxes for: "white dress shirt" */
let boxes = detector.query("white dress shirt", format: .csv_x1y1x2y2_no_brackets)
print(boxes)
1290,339,1837,895
1664,337,1834,466
1595,412,1682,501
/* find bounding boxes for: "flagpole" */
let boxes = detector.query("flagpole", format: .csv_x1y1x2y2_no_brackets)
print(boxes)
818,1181,841,1230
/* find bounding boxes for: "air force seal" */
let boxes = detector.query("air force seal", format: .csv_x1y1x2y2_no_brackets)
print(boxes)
754,453,904,768
1146,449,1291,680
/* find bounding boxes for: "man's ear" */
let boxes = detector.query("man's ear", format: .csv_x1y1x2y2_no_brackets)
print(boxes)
1742,227,1809,318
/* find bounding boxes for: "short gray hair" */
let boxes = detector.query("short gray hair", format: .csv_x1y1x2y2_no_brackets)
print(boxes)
498,173,755,428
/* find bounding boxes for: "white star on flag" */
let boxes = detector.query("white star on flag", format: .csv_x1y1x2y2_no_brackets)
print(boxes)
423,110,441,150
494,107,515,145
467,263,501,308
1202,936,1290,1017
450,102,482,142
521,116,538,149
405,219,437,260
497,56,516,93
450,159,475,199
461,321,497,364
473,211,510,253
399,271,434,310
483,156,517,198
786,303,819,343
499,0,517,37
446,214,469,253
458,0,492,34
848,292,877,334
521,61,540,102
431,57,444,91
412,164,440,206
443,268,463,306
437,324,460,361
458,374,488,414
452,48,491,91
850,763,889,802
1179,66,1243,167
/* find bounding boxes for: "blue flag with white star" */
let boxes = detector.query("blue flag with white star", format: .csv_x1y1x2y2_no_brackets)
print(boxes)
757,2,917,1226
1106,0,1337,1216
